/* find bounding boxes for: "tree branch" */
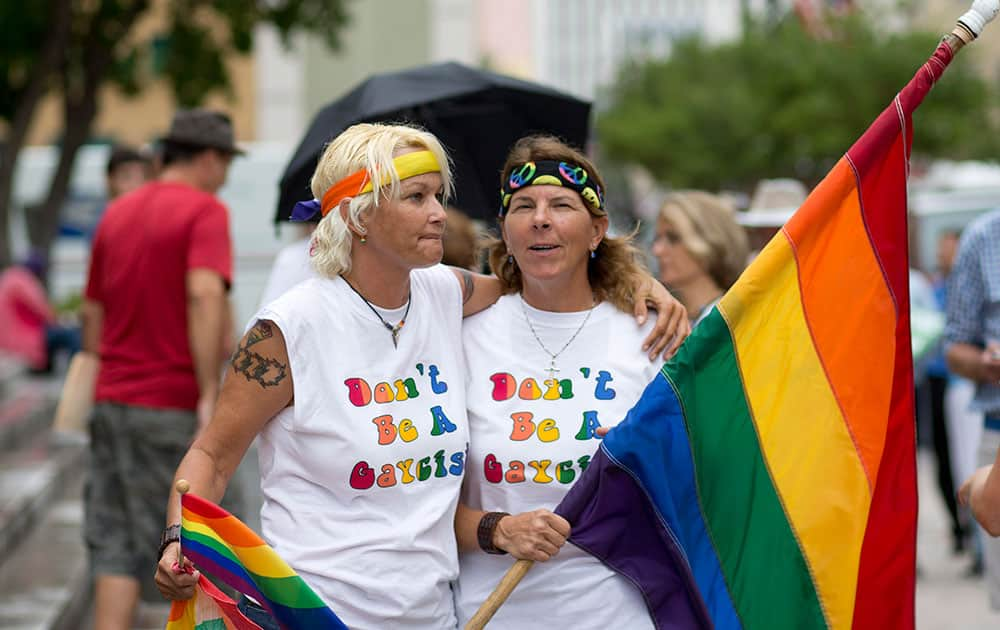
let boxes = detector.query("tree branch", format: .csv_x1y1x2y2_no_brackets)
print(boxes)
0,0,72,265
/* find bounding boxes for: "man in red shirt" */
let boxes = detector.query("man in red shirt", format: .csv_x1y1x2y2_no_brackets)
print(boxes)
80,109,242,630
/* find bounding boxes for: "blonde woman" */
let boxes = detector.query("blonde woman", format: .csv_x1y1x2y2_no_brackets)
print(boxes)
154,124,686,629
652,191,750,325
454,136,692,628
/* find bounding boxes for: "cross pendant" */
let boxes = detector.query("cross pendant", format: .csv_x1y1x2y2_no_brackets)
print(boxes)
546,359,560,380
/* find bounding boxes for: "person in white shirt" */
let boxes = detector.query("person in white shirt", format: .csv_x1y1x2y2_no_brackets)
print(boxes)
154,124,688,629
258,225,316,306
454,135,692,628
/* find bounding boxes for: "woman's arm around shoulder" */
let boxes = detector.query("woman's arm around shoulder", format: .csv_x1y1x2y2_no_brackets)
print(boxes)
450,267,505,318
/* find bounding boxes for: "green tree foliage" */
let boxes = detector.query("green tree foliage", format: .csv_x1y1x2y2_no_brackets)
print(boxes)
0,3,51,120
161,0,349,105
598,13,1000,192
0,0,351,267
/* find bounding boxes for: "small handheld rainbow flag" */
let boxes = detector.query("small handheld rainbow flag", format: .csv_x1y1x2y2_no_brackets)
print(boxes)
177,492,348,630
165,573,262,630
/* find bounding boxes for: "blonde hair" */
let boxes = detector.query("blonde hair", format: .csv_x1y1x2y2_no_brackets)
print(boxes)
486,135,650,313
658,191,749,290
309,123,453,278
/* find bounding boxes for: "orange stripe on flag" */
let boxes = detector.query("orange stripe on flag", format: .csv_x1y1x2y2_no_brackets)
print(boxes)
783,158,896,487
182,506,267,548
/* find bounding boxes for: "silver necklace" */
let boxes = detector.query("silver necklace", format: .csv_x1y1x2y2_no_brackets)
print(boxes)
343,277,411,349
519,295,596,380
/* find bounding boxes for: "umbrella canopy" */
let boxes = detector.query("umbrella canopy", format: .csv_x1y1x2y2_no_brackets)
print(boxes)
276,62,591,223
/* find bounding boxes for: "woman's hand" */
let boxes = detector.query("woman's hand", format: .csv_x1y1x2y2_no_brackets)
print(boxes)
633,276,690,361
494,509,571,562
154,542,200,600
957,467,987,508
958,464,1000,536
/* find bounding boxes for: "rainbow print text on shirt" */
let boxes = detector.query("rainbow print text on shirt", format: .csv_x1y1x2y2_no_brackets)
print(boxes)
482,368,618,486
344,362,466,490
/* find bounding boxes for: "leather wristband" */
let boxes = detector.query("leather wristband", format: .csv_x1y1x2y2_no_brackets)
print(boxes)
477,511,510,555
158,524,181,559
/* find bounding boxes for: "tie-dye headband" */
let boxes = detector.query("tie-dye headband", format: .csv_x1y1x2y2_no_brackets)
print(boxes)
291,150,441,221
499,160,605,217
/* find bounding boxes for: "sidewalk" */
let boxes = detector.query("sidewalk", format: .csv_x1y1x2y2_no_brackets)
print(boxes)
917,450,999,629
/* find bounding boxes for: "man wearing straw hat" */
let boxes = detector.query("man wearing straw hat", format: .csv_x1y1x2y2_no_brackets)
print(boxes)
80,109,243,630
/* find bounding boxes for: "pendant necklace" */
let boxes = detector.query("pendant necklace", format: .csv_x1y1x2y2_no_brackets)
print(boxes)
343,277,411,348
519,295,596,380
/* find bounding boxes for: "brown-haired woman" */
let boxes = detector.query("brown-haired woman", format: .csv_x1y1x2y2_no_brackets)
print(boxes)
453,135,690,628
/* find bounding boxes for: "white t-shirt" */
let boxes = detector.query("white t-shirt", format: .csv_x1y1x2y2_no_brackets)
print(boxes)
253,265,468,630
455,295,660,629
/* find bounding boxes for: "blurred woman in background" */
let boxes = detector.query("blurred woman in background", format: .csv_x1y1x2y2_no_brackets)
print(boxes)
652,191,750,326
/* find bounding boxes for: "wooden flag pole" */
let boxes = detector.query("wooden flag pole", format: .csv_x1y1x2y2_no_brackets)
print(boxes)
464,559,533,630
175,479,190,569
945,0,998,52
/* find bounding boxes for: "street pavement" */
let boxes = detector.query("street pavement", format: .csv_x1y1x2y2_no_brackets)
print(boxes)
917,450,999,629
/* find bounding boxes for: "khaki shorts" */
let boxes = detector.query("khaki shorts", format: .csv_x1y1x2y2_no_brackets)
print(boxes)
84,402,243,601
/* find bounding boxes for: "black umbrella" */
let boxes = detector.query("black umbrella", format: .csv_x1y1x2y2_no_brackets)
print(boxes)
276,62,591,223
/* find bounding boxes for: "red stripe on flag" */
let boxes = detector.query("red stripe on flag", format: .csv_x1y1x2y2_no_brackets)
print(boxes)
182,492,232,520
844,41,953,630
197,574,263,630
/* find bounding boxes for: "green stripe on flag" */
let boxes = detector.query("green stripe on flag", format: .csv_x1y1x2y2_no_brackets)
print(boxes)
664,309,828,629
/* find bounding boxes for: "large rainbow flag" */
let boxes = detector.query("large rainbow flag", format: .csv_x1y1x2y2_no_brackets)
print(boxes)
176,492,348,630
554,38,958,630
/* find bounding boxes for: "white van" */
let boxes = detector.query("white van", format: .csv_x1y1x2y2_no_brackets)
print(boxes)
10,142,299,328
909,161,1000,273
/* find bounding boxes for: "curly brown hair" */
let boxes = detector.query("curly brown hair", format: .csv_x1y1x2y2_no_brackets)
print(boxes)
487,135,650,313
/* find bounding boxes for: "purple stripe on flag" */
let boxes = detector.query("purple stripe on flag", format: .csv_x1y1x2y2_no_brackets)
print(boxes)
557,447,712,630
556,369,740,628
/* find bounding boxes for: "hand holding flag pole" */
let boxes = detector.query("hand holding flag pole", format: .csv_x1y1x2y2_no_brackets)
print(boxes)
175,479,190,571
464,2,996,629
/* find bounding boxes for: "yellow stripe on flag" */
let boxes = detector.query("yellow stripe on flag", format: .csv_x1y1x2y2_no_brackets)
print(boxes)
720,234,871,630
183,519,297,579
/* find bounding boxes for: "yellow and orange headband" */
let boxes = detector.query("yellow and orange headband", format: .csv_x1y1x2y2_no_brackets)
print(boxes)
290,150,441,221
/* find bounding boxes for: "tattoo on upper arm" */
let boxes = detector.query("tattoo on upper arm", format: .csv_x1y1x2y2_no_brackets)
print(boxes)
460,270,475,305
245,320,273,346
230,321,288,388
